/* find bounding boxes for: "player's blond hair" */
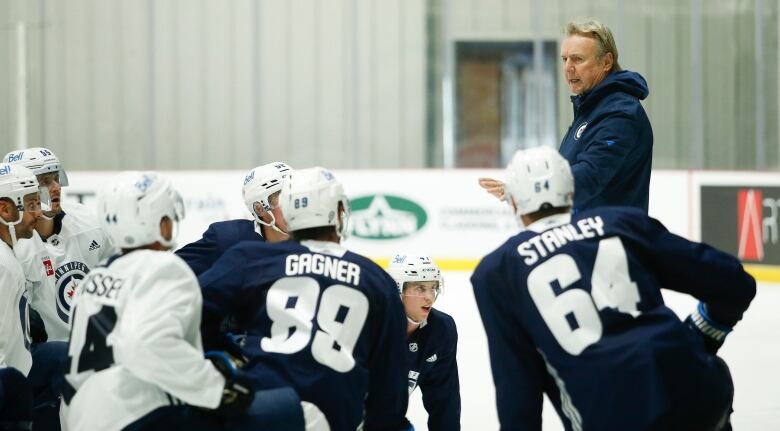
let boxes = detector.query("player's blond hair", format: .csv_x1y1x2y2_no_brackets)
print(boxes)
565,18,621,72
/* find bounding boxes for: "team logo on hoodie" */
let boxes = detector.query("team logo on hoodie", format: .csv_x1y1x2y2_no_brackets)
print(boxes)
575,122,588,140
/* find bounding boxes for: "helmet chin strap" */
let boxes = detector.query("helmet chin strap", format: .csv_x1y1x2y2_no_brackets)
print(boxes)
256,209,289,238
269,223,289,237
8,225,18,247
0,216,21,247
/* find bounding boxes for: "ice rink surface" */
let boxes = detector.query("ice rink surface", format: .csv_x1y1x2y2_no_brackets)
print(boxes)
405,272,780,430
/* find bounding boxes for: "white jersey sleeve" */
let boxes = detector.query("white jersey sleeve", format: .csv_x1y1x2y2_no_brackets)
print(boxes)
65,251,224,431
112,252,225,406
0,242,32,375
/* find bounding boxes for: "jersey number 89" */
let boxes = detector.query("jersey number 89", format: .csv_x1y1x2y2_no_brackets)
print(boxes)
260,276,369,373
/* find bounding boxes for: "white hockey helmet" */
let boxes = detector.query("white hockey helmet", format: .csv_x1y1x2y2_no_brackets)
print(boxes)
279,167,350,237
387,253,443,298
2,147,69,187
242,162,293,235
0,164,49,245
504,146,574,217
98,171,185,250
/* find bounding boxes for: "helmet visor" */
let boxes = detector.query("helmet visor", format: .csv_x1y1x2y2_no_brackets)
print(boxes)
401,281,441,300
37,187,52,213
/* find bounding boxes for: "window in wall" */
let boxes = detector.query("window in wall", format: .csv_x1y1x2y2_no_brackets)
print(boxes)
455,41,558,167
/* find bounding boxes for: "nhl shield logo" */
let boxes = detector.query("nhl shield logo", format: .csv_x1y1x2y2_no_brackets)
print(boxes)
574,122,588,140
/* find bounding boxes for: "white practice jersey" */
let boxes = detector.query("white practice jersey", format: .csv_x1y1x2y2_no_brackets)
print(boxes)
0,241,32,375
63,250,225,431
15,202,117,341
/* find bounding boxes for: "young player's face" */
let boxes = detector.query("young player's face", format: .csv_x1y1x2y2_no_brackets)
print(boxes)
560,34,613,95
15,192,43,239
159,216,174,251
402,281,438,322
36,172,62,216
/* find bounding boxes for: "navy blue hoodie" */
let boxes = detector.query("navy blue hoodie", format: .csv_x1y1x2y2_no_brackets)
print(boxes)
559,70,653,213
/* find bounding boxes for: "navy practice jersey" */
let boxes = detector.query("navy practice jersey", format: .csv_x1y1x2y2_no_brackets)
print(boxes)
402,308,461,431
199,239,408,431
175,219,264,276
471,207,756,431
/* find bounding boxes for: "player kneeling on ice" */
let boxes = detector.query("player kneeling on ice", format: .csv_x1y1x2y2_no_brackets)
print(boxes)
388,254,460,431
199,167,409,431
63,172,296,431
177,162,293,276
472,146,755,431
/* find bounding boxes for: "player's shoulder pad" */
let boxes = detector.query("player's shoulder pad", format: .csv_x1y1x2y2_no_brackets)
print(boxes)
208,218,256,235
584,205,662,234
473,233,520,275
61,201,102,233
0,241,23,273
113,251,201,300
429,308,458,338
125,249,197,280
224,238,299,263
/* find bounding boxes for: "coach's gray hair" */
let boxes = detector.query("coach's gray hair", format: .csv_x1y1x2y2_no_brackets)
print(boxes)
565,18,622,72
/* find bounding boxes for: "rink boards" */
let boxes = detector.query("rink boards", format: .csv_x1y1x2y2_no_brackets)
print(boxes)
63,169,780,282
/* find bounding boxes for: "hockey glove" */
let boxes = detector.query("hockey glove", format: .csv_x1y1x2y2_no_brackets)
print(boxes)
206,351,255,417
685,303,733,355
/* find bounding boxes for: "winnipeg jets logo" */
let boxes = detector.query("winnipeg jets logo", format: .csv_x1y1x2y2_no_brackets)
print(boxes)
408,342,418,352
426,354,438,363
574,122,588,140
55,261,90,322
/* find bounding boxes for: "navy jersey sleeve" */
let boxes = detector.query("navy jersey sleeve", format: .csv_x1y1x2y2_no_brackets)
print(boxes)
419,315,461,431
624,210,757,327
570,111,638,209
362,267,409,431
471,249,546,431
175,223,224,276
197,243,252,351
